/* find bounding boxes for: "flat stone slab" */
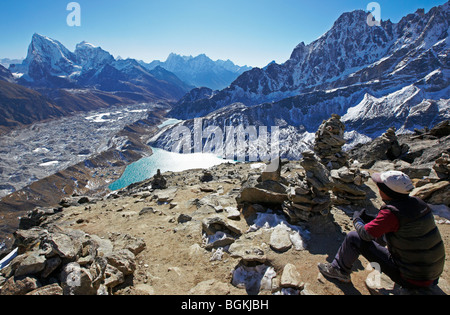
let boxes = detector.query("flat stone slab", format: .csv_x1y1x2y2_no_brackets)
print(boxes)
270,225,292,252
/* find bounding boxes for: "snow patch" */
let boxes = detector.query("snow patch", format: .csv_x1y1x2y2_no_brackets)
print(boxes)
430,204,450,220
232,263,276,294
39,161,59,167
247,210,309,250
33,147,50,154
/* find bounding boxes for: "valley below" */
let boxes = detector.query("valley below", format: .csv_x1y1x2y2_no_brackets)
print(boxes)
0,102,156,198
0,102,170,243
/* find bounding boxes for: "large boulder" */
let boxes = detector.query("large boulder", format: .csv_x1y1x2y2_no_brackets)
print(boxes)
411,181,450,206
349,127,409,168
236,160,289,206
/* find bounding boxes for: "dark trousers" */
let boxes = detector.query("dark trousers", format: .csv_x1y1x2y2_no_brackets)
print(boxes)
331,231,417,288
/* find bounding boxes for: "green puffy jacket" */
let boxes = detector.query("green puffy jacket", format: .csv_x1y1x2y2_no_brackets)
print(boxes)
384,197,445,282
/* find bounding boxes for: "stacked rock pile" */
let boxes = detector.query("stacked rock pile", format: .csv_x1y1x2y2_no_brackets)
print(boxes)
330,167,370,206
350,127,409,168
282,151,333,223
313,114,371,206
381,127,409,160
150,169,167,189
434,153,450,180
412,152,450,207
314,114,348,170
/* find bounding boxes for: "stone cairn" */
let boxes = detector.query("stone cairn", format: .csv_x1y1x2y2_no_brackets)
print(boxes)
314,114,369,206
434,153,450,180
352,127,409,169
330,167,369,206
150,169,167,190
380,127,409,161
282,151,333,223
314,114,348,170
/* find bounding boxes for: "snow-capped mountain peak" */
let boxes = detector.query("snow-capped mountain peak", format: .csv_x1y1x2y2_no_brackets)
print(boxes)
76,41,97,49
159,1,449,160
141,53,252,90
171,2,448,115
74,41,115,72
15,33,79,81
8,34,193,100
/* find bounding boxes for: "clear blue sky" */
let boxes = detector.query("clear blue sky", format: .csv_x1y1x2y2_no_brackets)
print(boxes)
0,0,447,67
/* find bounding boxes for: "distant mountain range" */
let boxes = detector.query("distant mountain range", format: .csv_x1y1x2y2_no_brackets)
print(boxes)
0,34,192,134
7,35,250,93
154,1,449,159
1,2,449,159
0,34,250,134
0,58,24,68
140,53,252,91
9,34,191,99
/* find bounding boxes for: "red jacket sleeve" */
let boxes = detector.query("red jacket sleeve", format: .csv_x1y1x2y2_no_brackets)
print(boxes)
364,208,400,238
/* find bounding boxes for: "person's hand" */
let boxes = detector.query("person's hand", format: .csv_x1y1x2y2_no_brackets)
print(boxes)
353,209,366,224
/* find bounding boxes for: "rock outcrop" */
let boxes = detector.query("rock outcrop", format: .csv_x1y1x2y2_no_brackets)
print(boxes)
236,158,289,206
350,127,409,168
0,208,145,295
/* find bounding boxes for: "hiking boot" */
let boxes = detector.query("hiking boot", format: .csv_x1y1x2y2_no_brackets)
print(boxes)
397,286,441,295
318,263,351,283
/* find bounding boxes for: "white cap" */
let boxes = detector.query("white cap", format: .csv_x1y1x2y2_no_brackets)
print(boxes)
371,171,415,195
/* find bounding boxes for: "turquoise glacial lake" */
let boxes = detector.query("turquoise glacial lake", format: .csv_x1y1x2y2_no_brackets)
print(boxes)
109,147,234,191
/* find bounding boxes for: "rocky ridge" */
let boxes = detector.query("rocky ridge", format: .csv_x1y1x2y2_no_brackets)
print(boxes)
1,118,449,296
169,3,449,116
162,2,449,160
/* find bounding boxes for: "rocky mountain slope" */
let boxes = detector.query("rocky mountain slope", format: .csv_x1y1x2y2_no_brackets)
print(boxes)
0,117,449,296
167,2,449,142
0,34,192,135
10,33,190,100
0,66,66,135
